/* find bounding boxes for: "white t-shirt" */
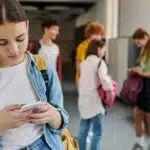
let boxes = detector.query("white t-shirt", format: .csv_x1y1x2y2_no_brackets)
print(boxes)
78,55,113,119
39,43,59,70
0,56,43,150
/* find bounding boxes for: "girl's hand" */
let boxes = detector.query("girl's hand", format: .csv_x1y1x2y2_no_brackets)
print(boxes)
106,91,113,102
133,67,143,75
30,103,61,129
0,104,32,131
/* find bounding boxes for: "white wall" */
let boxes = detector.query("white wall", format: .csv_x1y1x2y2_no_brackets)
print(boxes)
75,0,119,39
119,0,150,36
108,38,129,93
75,0,107,28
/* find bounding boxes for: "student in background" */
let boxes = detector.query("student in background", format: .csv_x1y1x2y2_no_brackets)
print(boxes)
129,29,150,150
37,19,62,82
75,21,106,144
77,39,113,150
131,29,149,122
75,21,105,85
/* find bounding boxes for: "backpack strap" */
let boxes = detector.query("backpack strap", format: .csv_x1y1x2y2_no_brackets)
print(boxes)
97,60,102,78
34,55,49,95
34,55,47,71
97,60,102,69
97,60,107,110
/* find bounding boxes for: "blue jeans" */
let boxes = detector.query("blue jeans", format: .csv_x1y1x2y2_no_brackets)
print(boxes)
20,136,51,150
77,113,104,150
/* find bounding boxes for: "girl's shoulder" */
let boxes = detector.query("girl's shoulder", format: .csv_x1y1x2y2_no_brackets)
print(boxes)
98,59,108,71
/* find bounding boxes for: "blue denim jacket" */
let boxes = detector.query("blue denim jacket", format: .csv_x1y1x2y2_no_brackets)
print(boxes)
25,53,69,150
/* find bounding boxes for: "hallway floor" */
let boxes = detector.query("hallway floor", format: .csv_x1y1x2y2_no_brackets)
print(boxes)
62,81,148,150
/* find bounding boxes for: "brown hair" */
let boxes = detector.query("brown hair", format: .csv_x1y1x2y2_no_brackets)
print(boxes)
86,39,105,58
139,38,150,64
132,28,149,39
42,18,59,33
85,21,105,39
0,0,27,25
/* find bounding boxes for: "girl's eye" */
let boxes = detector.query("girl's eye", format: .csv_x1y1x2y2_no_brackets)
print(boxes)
0,40,8,46
16,38,24,42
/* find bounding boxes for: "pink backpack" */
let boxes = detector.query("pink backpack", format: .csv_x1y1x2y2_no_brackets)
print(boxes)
120,74,143,105
97,61,118,108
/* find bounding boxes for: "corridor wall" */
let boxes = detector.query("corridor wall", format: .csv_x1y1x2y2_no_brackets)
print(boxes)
108,37,139,94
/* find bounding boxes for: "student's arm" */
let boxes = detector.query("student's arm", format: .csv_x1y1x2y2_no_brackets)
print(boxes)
98,60,113,91
135,68,150,78
47,66,69,132
140,72,150,78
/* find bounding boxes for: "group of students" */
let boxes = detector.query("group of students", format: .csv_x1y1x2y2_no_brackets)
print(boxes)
75,21,113,150
75,23,150,150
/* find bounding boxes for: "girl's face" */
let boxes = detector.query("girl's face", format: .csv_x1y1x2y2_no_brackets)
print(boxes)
98,46,107,58
0,21,28,67
90,34,102,41
133,36,148,48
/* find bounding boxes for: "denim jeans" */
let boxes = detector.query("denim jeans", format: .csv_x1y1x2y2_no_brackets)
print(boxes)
77,113,104,150
20,136,51,150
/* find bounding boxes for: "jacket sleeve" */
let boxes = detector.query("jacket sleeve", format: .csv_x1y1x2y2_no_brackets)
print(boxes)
47,66,69,133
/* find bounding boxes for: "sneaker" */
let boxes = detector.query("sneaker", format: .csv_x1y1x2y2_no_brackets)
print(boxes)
132,143,144,150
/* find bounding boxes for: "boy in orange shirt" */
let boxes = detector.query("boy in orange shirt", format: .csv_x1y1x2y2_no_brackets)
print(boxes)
76,21,105,84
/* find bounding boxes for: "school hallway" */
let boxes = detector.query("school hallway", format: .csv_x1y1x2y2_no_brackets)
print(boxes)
62,80,141,150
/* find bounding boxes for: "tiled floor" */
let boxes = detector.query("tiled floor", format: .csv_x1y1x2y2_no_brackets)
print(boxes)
63,81,149,150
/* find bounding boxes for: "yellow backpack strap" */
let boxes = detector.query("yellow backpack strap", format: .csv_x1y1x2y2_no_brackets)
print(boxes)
61,128,79,150
34,55,47,71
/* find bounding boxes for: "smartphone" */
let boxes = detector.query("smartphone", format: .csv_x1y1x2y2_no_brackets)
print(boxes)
21,101,43,112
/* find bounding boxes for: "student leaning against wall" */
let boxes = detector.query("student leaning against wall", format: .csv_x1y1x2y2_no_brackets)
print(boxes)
129,30,150,150
0,0,69,150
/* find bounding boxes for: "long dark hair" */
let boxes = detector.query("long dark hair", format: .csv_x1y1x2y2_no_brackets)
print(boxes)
132,28,149,40
139,38,150,64
86,39,105,58
0,0,27,24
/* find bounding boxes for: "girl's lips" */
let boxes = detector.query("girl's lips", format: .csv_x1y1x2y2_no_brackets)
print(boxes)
8,55,19,58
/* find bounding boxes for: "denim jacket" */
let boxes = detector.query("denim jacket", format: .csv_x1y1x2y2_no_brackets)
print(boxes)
26,52,69,150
